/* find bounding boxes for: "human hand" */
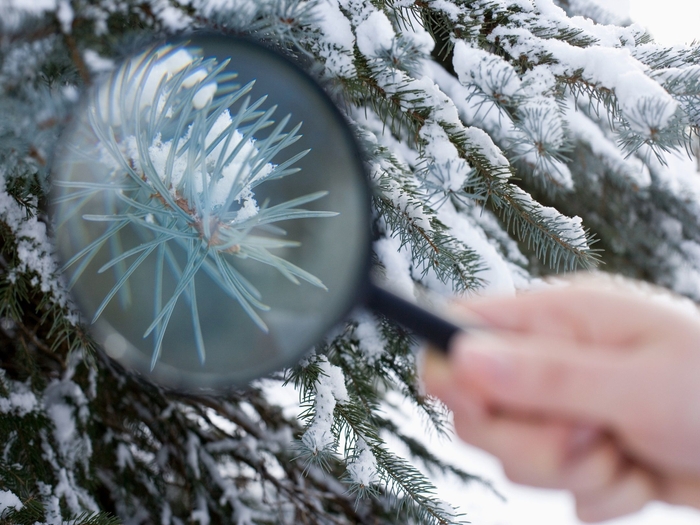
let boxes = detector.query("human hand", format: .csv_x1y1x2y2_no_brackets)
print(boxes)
421,277,700,522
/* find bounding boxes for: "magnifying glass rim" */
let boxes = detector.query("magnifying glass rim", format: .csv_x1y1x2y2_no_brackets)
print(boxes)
50,31,376,392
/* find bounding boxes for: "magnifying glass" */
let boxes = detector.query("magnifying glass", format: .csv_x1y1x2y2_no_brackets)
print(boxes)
51,33,463,391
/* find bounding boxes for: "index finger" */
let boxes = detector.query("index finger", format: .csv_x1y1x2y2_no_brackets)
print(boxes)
457,276,699,347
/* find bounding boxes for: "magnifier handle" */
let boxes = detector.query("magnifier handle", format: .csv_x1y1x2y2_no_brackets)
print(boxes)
366,282,463,353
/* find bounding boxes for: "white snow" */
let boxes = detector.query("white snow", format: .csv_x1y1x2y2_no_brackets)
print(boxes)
161,502,173,525
354,313,386,363
300,356,348,454
355,10,395,58
43,380,91,467
0,0,57,28
62,85,78,104
463,127,510,171
315,0,355,50
646,147,700,210
565,103,651,188
571,0,631,26
98,46,198,126
95,46,279,223
346,438,379,487
231,188,260,222
46,403,76,449
30,374,99,521
431,203,517,296
150,0,192,30
191,492,210,525
0,490,22,515
143,109,269,215
318,358,349,403
54,467,83,515
189,0,256,18
419,122,462,173
519,98,566,150
116,443,135,471
0,375,38,416
409,76,462,126
389,183,429,229
373,233,416,299
182,68,209,88
399,11,435,54
157,48,192,73
187,432,202,479
538,205,588,249
427,0,462,20
192,82,217,109
453,41,522,100
521,66,557,97
56,0,73,32
488,25,679,134
312,0,357,77
0,173,69,308
533,0,567,19
515,98,573,189
424,60,517,174
37,480,62,525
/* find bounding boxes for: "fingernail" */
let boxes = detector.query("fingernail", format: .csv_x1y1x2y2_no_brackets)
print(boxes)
419,348,452,379
418,348,453,395
451,332,514,385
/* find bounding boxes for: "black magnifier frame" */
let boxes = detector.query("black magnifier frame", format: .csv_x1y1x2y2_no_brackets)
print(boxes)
51,32,461,392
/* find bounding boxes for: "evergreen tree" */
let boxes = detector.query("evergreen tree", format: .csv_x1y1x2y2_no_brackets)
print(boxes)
1,0,699,523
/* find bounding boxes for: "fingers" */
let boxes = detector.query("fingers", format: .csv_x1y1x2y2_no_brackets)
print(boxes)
423,349,661,521
451,410,613,492
575,468,656,523
447,331,645,425
447,393,656,522
456,278,698,347
421,277,700,522
657,476,700,509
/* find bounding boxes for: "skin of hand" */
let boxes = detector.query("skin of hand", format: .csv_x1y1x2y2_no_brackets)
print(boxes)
420,277,700,523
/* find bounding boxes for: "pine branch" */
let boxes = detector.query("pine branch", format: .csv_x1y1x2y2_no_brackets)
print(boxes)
633,43,700,70
340,61,431,146
5,1,700,524
441,125,599,270
376,416,505,501
336,401,465,525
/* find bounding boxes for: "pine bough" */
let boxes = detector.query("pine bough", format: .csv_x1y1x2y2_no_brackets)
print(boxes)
1,0,700,524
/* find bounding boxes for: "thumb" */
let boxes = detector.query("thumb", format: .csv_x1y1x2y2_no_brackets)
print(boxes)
448,331,646,426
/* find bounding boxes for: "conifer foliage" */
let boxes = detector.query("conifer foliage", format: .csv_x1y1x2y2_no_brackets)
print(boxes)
1,1,699,524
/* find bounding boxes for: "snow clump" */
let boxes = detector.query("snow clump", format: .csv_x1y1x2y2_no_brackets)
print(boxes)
300,356,348,454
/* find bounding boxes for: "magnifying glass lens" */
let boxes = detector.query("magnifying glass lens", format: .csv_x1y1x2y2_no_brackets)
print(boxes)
52,35,371,390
